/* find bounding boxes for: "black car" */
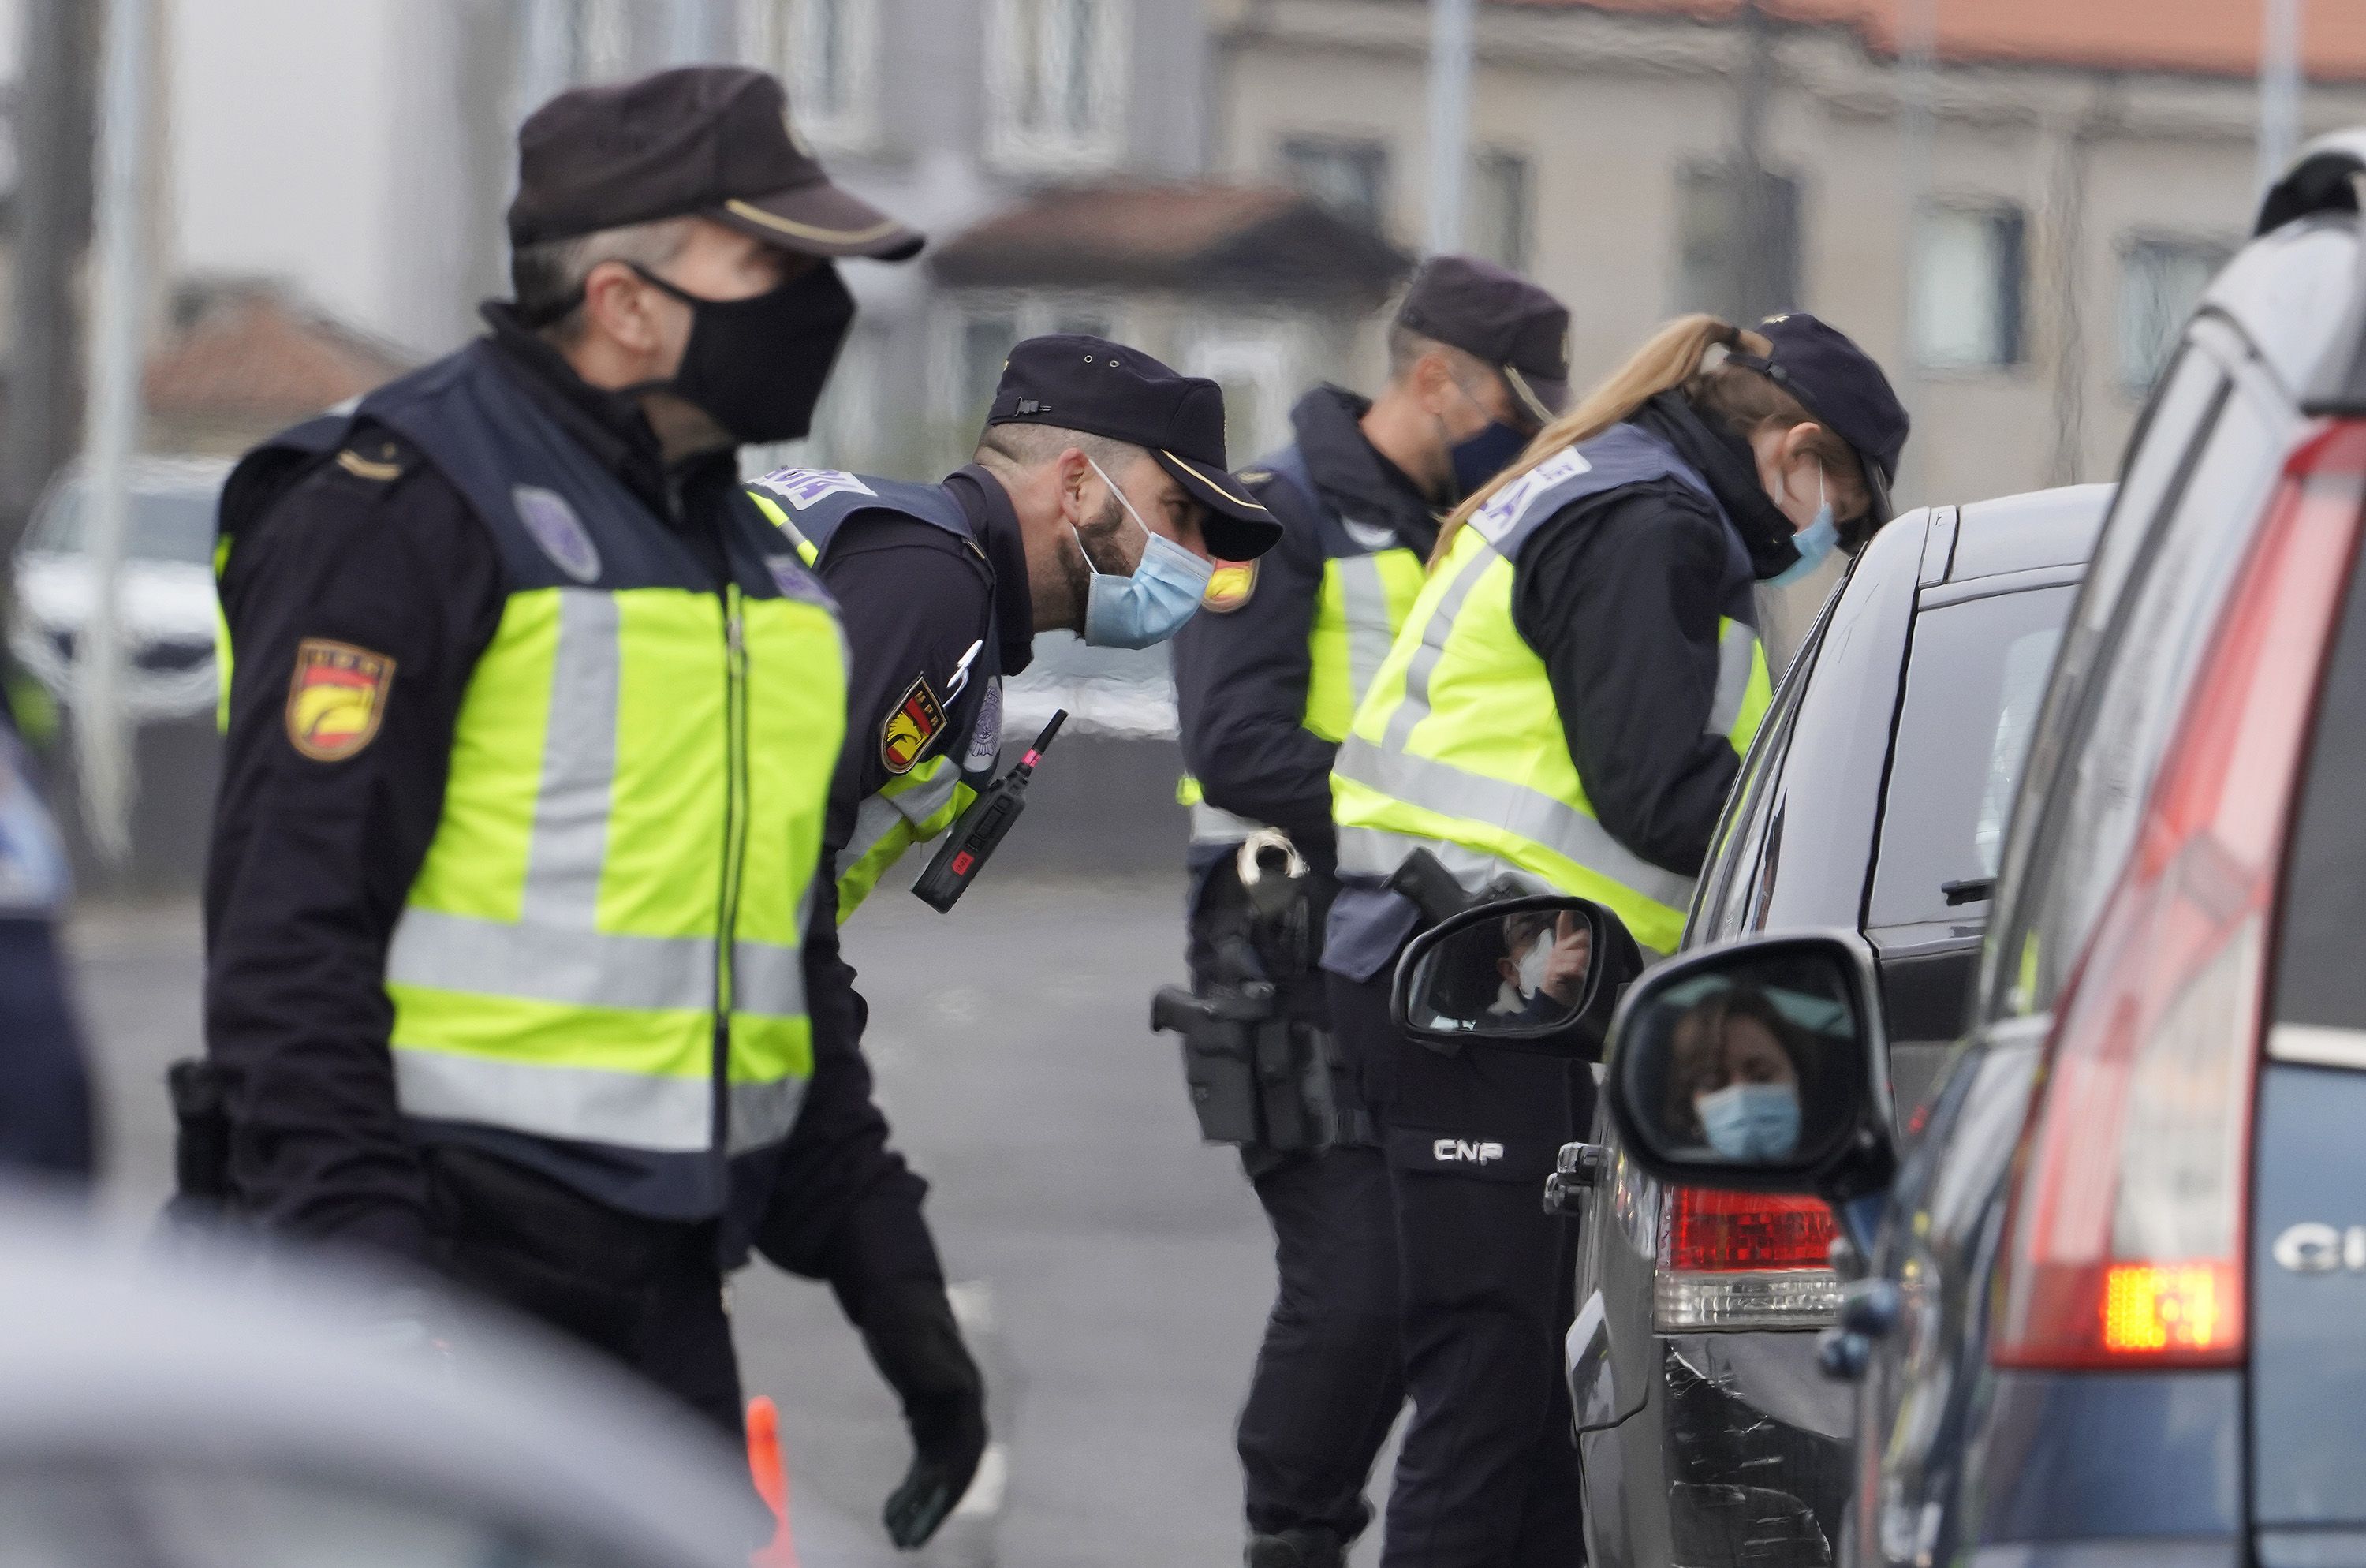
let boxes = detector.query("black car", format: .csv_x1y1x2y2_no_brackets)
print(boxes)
1564,481,2111,1568
1599,132,2366,1567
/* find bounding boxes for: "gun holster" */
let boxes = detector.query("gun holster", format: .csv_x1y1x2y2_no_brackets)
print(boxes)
1151,984,1338,1155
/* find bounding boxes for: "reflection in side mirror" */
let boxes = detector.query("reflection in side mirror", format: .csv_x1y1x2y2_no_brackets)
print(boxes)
1391,895,1630,1057
1605,931,1891,1195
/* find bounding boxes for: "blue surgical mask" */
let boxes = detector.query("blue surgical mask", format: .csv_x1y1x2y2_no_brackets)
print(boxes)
1450,420,1530,501
1696,1081,1802,1161
1075,457,1215,649
1767,465,1838,588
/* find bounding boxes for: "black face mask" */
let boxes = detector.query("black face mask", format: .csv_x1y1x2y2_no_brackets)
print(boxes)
630,262,856,444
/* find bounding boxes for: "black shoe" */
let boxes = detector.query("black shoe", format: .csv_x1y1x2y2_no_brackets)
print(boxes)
1245,1527,1346,1568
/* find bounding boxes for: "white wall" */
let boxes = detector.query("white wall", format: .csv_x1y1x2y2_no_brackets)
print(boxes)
166,0,474,357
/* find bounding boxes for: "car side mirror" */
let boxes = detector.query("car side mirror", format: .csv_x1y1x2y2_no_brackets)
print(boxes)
1602,929,1895,1201
1390,895,1637,1058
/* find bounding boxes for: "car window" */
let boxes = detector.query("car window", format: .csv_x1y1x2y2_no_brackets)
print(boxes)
2273,514,2366,1033
27,486,221,568
1689,614,1824,946
1987,365,2289,1018
1867,585,2077,928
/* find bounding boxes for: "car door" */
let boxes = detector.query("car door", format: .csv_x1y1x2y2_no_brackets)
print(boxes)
1852,319,2296,1565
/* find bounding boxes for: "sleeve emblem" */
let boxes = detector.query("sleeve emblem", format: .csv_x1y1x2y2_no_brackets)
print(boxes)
881,674,946,775
285,638,395,761
1200,559,1258,614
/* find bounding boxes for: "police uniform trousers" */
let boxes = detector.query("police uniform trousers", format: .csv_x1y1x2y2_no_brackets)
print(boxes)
423,1142,745,1438
1188,870,1406,1551
1327,969,1590,1568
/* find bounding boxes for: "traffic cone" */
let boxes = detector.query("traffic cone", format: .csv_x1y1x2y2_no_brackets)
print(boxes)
745,1396,800,1568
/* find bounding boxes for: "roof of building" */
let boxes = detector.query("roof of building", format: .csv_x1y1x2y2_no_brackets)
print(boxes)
144,281,413,422
929,182,1413,296
1502,0,2366,81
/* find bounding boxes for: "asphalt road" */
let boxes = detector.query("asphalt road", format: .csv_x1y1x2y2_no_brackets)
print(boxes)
68,872,1399,1568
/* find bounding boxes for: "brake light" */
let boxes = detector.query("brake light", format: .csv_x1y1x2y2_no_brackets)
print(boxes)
1993,420,2366,1370
1655,1186,1839,1330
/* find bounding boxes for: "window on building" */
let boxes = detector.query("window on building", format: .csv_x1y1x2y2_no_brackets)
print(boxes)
987,0,1129,170
1676,162,1801,323
2118,237,2234,394
1911,204,2026,371
741,0,880,148
1281,138,1390,233
1469,151,1532,272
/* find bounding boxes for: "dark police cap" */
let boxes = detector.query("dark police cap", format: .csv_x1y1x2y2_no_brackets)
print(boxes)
1726,313,1911,524
987,335,1282,561
508,65,923,260
1394,256,1573,427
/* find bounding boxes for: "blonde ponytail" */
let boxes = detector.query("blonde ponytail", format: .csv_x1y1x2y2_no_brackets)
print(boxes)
1428,315,1771,568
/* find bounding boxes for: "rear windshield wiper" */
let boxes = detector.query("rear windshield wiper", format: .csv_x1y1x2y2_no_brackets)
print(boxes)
1942,877,1996,907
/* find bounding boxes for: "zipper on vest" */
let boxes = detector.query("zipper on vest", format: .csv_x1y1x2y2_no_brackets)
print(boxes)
713,582,750,1155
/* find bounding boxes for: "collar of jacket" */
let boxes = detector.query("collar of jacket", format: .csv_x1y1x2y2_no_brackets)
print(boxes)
1289,385,1442,559
1631,390,1797,577
476,301,737,524
942,464,1036,678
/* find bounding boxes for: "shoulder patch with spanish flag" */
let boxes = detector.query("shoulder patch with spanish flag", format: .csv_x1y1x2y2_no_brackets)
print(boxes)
880,675,945,775
285,639,395,761
1200,559,1258,614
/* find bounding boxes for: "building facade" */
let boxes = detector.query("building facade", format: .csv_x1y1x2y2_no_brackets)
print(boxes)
1211,0,2366,506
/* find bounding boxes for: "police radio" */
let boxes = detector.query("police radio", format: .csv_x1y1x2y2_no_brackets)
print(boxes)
911,711,1067,913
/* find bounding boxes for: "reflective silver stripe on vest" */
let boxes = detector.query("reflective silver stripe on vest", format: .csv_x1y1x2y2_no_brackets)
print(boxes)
386,585,805,1020
1190,800,1271,845
1336,552,1398,714
1381,545,1498,754
1707,622,1760,738
834,764,964,882
1334,825,1547,895
520,590,619,926
1334,735,1698,912
394,1050,808,1154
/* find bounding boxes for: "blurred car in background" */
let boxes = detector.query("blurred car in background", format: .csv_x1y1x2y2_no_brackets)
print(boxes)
0,1202,767,1566
9,457,230,722
1562,482,2111,1568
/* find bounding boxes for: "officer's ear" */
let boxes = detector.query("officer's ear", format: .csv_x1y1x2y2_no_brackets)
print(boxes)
580,259,668,355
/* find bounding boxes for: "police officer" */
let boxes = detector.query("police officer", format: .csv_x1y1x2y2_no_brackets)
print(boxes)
202,66,966,1518
0,692,91,1182
1166,257,1571,1568
746,334,1284,925
1324,312,1908,1565
739,339,1277,1541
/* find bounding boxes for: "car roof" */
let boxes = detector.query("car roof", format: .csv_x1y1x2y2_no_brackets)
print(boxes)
48,455,235,497
0,1203,756,1566
1939,482,2114,585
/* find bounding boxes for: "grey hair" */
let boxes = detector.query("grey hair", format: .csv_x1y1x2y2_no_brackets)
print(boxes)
510,215,696,343
1386,323,1491,386
972,421,1145,479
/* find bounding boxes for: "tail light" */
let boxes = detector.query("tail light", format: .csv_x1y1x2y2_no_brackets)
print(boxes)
1655,1186,1840,1330
1992,420,2366,1370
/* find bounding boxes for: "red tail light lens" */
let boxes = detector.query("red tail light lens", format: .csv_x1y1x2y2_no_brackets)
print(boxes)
1993,420,2366,1370
1655,1186,1838,1330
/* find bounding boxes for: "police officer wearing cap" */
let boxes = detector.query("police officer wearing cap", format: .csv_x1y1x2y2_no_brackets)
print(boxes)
745,333,1282,927
1166,257,1571,1568
734,336,1272,1543
1324,311,1908,1565
200,66,964,1513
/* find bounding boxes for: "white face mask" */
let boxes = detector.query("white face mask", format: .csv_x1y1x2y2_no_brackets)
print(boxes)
1073,457,1215,648
1514,932,1554,998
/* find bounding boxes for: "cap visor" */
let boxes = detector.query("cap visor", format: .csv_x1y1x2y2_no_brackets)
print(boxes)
1502,366,1567,427
711,181,924,260
1155,450,1283,561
